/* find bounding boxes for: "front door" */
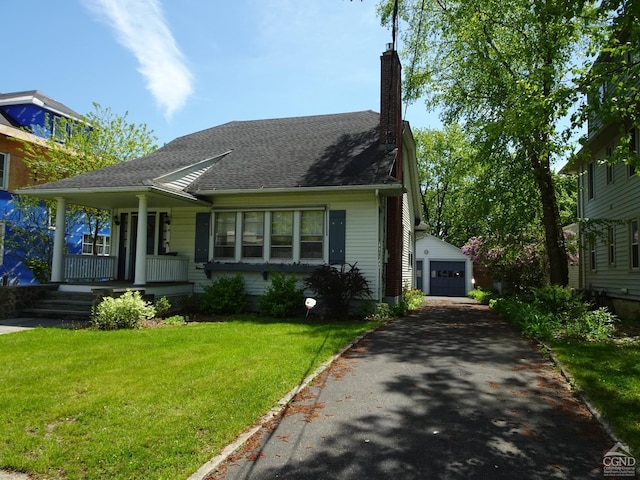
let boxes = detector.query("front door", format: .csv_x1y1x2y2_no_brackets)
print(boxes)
116,212,167,280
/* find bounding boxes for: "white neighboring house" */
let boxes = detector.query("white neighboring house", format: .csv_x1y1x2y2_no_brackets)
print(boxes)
415,232,473,297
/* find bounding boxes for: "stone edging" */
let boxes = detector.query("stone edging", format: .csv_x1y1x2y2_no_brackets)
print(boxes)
187,319,390,480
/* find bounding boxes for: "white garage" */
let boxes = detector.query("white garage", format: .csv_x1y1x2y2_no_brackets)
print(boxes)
415,233,473,297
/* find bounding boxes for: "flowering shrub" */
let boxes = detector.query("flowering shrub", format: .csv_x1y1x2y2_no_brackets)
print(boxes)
91,290,156,330
463,235,546,293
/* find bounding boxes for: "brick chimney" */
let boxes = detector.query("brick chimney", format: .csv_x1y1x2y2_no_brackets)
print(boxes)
379,43,402,148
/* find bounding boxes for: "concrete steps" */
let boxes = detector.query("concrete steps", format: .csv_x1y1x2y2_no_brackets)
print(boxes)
22,290,93,321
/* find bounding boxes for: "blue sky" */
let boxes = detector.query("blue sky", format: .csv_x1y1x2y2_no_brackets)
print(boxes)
4,0,438,147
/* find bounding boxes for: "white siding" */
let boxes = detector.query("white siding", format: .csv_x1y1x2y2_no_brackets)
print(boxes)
167,191,384,300
401,192,415,290
415,234,473,295
578,135,640,300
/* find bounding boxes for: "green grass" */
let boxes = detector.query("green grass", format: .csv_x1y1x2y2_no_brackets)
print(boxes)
549,339,640,456
0,318,375,479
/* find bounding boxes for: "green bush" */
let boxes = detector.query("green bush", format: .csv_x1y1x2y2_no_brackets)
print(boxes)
258,273,305,317
531,284,588,321
490,290,617,342
561,308,618,342
201,275,247,315
403,288,425,310
91,290,156,330
364,302,393,321
468,288,496,305
154,296,172,318
304,263,372,319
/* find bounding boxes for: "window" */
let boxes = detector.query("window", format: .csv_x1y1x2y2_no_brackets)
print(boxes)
589,235,597,271
271,211,293,259
606,146,614,184
0,221,4,266
300,210,324,259
587,162,594,199
242,211,264,258
629,128,637,177
214,212,236,259
82,234,110,256
631,219,639,270
0,152,8,190
608,226,615,265
213,209,326,262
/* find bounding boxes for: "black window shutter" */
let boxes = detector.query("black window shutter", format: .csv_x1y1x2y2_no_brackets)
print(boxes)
329,210,346,264
194,212,211,262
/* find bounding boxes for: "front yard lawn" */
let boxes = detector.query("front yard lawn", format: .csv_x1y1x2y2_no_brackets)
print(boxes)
548,338,640,458
0,318,375,479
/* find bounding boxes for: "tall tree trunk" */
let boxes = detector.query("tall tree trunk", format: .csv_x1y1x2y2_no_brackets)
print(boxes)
531,155,569,286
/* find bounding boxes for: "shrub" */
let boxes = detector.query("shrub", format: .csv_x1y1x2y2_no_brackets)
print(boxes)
468,288,496,305
562,308,618,342
364,302,393,321
201,275,247,315
163,315,186,325
305,263,371,319
91,290,156,330
154,296,172,318
403,288,425,311
258,273,305,318
531,284,588,321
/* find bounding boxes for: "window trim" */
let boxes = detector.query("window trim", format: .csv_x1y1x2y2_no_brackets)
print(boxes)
607,226,615,266
631,218,639,271
0,221,5,266
81,233,111,256
589,234,597,272
0,152,9,190
212,208,327,263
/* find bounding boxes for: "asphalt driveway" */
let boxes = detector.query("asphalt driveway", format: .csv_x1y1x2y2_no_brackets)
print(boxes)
205,297,618,480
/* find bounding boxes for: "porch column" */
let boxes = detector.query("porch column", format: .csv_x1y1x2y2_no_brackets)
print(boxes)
134,195,148,286
50,197,66,283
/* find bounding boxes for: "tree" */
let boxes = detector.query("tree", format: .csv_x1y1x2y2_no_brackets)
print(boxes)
3,104,157,282
415,125,479,245
574,2,640,170
18,104,157,255
379,0,599,285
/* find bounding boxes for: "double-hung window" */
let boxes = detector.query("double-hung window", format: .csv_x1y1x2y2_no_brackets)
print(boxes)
631,219,639,270
214,212,236,259
242,212,264,258
0,152,8,190
271,211,293,259
300,210,324,259
82,234,111,256
607,226,615,265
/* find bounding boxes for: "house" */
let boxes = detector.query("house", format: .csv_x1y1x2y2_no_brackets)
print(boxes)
562,36,640,319
17,46,422,310
415,230,473,297
0,91,99,285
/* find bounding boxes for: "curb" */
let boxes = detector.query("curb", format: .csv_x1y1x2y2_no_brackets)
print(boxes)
187,320,389,480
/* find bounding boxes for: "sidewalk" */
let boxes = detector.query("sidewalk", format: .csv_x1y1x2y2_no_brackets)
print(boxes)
206,298,616,480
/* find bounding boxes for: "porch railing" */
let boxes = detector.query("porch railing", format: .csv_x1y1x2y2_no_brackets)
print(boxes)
64,255,116,281
146,255,189,282
63,254,189,283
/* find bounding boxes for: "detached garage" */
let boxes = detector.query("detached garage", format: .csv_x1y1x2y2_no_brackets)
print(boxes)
415,233,473,297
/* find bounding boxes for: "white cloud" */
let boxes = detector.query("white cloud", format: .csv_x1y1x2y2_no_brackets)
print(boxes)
83,0,193,119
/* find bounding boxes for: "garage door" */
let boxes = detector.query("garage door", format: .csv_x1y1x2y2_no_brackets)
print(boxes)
429,261,466,296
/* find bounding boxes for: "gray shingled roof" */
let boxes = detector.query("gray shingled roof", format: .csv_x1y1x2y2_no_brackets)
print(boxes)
24,110,399,195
